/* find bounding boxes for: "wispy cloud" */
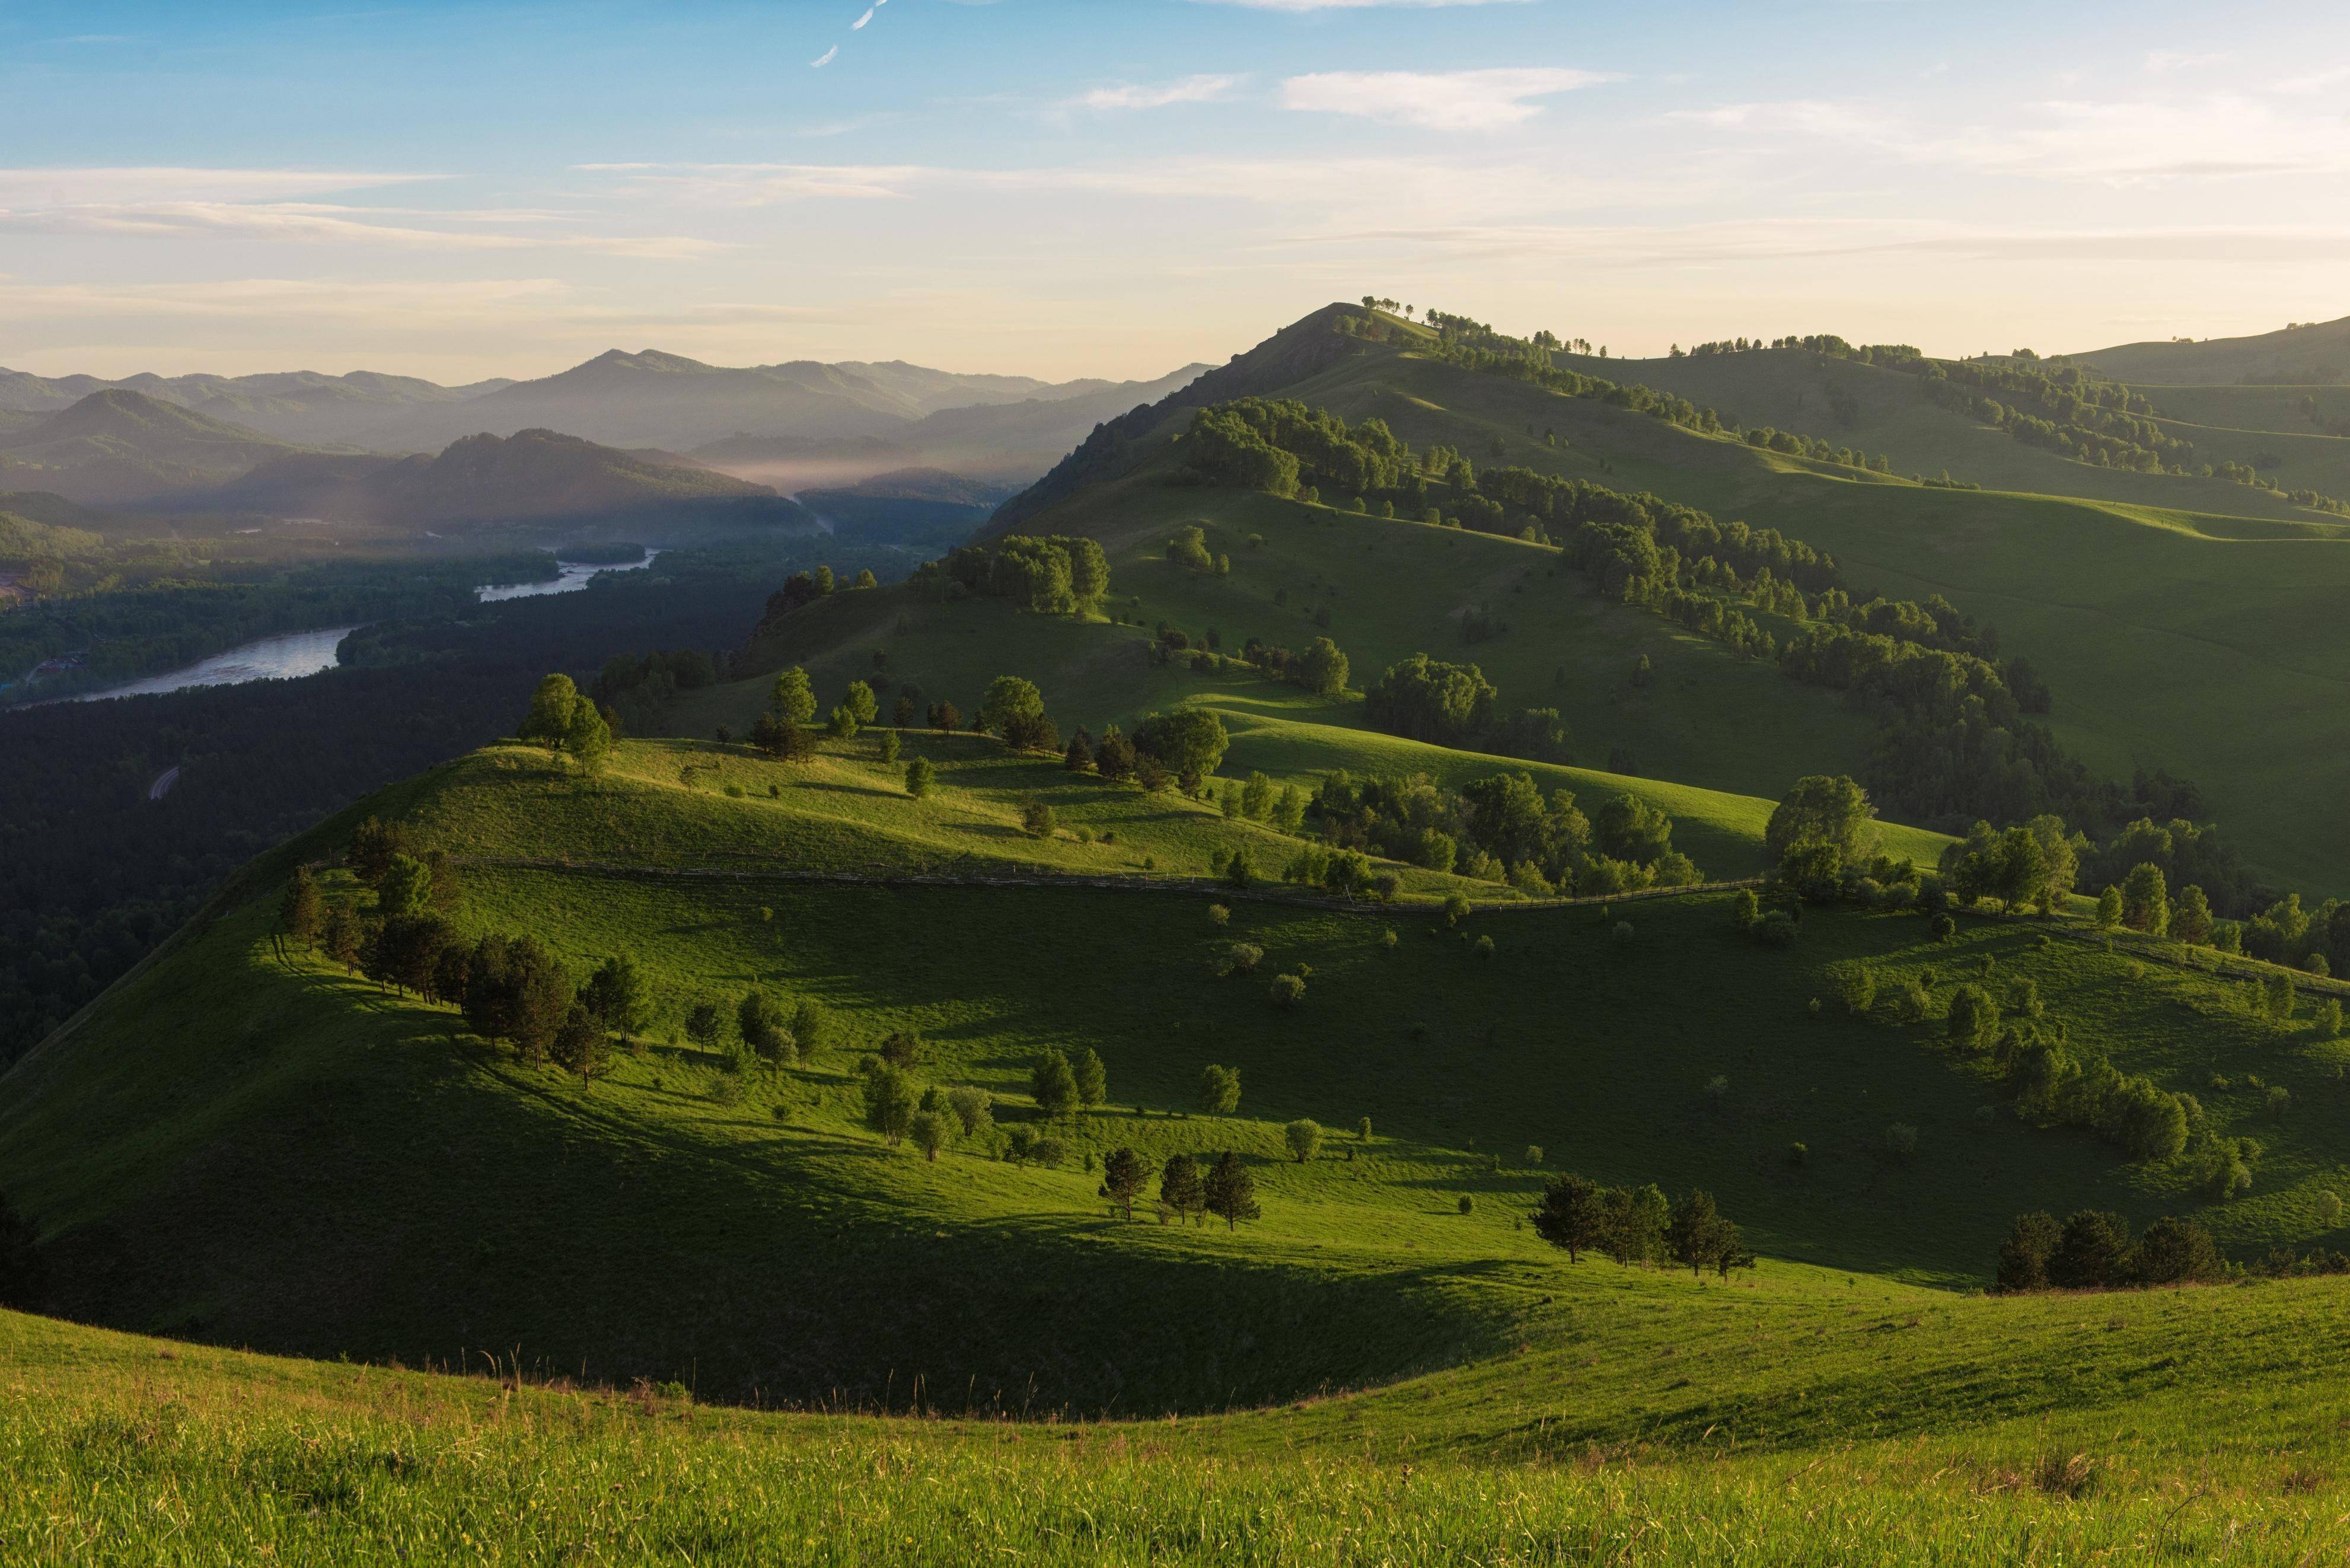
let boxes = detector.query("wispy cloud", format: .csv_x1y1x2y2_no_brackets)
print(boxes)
1281,68,1614,131
579,161,921,203
0,166,722,257
1078,75,1244,111
811,45,838,68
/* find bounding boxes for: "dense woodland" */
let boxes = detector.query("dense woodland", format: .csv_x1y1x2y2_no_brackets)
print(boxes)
0,536,901,1063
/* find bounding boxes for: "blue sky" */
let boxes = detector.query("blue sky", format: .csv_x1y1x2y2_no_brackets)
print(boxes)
5,0,2348,381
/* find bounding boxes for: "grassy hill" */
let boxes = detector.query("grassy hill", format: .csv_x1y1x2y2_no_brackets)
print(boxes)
7,731,2348,1419
947,307,2350,893
2076,314,2350,385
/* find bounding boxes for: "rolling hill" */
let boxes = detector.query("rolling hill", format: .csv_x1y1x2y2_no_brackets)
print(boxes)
208,427,789,527
2075,314,2350,386
946,304,2350,895
0,390,302,505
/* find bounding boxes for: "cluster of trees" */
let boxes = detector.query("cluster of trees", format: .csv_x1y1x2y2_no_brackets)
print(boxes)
748,563,881,638
1141,1149,1259,1229
1995,1210,2224,1291
914,536,1111,617
518,673,614,776
283,835,647,1088
1895,357,2191,473
1532,1175,1753,1276
1360,654,1570,764
1164,525,1230,578
1233,635,1348,699
1674,335,1921,365
1308,767,1697,896
1183,399,1417,499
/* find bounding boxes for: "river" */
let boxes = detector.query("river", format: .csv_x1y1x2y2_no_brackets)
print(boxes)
59,551,663,703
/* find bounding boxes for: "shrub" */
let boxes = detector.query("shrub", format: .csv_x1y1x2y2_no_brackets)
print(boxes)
1208,903,1230,926
905,757,936,798
1225,942,1265,974
1284,1118,1323,1162
1022,800,1057,838
1269,972,1307,1009
1458,1195,1475,1215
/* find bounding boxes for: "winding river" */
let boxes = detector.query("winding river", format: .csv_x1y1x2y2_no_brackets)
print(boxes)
59,551,662,704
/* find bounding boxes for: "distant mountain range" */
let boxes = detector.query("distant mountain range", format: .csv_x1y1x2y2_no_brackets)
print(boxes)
0,353,1213,471
0,389,782,524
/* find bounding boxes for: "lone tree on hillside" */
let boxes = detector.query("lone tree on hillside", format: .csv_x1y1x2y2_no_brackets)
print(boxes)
1284,1118,1323,1162
1160,1152,1204,1225
1298,636,1350,698
1198,1063,1241,1115
1031,1048,1079,1117
789,998,831,1061
1204,1150,1261,1231
908,1110,951,1162
520,673,582,755
1531,1173,1606,1263
980,675,1057,751
905,757,936,799
1765,775,1877,863
1100,1146,1147,1218
566,699,613,776
863,1063,917,1145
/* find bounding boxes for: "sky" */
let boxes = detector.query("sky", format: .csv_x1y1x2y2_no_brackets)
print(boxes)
4,0,2349,384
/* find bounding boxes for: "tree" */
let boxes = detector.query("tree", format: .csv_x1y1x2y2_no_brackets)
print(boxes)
2095,885,2123,930
2170,884,2215,946
2133,1215,2222,1285
1073,1047,1107,1110
1064,731,1095,773
0,1190,44,1309
550,1002,610,1087
685,1000,723,1052
566,699,613,776
1532,1173,1605,1263
1765,776,1877,862
1269,973,1306,1009
878,730,901,764
979,675,1049,744
1364,654,1496,745
2049,1210,2134,1290
946,1085,994,1140
908,1110,951,1162
321,904,362,970
769,667,817,728
927,700,962,734
863,1063,917,1144
581,954,648,1040
1031,1048,1079,1117
1836,965,1877,1016
1160,1152,1204,1225
1995,1211,2062,1292
843,680,878,728
280,866,323,949
520,673,580,754
1946,984,2001,1053
2121,863,2170,935
1666,1190,1740,1276
1094,726,1136,782
789,998,831,1062
1021,800,1057,838
1284,1118,1323,1162
1299,636,1350,697
1100,1146,1147,1218
348,815,406,884
893,694,917,727
374,854,432,920
474,935,568,1063
1134,708,1230,777
1225,849,1254,890
905,757,936,798
1204,1150,1261,1231
1199,1063,1241,1114
1597,1184,1668,1266
738,989,787,1063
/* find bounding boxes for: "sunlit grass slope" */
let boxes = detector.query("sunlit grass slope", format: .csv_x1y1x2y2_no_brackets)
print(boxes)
7,734,2349,1425
20,1242,2350,1563
973,324,2350,890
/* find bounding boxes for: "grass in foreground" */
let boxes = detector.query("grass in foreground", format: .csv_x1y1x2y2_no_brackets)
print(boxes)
11,1304,2350,1566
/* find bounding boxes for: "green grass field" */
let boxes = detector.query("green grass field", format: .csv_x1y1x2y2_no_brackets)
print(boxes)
6,737,2346,1420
